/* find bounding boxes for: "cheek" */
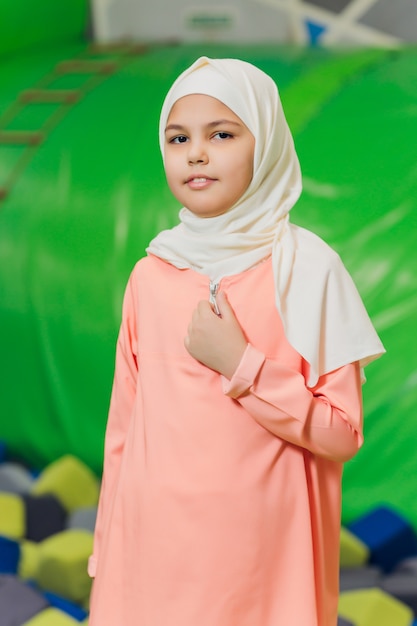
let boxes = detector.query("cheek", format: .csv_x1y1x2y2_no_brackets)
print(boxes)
165,172,179,197
237,155,254,191
163,155,178,185
235,141,255,185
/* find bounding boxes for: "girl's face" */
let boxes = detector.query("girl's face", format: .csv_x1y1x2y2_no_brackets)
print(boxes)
164,94,255,218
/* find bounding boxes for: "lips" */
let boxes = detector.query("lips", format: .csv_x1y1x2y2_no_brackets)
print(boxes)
185,175,216,189
186,175,215,183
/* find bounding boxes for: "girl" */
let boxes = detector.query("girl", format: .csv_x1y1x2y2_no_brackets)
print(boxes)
88,57,385,626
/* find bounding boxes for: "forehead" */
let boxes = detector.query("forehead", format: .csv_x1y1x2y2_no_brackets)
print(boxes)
167,94,242,124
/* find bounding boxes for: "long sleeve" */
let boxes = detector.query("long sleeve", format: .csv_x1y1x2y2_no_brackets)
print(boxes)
222,344,363,463
88,275,138,577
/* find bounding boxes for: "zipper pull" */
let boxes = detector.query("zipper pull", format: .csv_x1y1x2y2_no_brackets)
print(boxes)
209,281,221,316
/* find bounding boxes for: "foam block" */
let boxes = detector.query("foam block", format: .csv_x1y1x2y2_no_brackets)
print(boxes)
66,506,97,533
348,506,417,572
23,493,67,542
395,556,417,575
0,535,20,574
0,492,25,539
31,455,99,512
19,539,41,580
338,587,414,626
337,617,356,626
43,590,89,621
0,574,49,626
340,526,370,568
22,607,80,625
34,529,93,604
381,571,417,613
339,565,383,591
0,440,6,462
0,462,34,494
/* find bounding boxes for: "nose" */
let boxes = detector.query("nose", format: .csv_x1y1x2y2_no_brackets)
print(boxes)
187,140,208,165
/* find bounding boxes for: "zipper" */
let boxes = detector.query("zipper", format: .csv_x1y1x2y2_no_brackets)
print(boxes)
209,280,221,316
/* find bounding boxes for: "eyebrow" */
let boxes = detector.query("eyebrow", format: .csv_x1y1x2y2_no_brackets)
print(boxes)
165,119,242,133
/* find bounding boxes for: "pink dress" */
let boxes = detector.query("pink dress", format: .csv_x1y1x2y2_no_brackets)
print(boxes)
88,254,363,626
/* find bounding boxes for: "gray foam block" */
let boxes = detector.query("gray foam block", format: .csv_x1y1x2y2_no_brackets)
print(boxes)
339,565,383,591
66,505,97,532
380,571,417,613
394,555,417,575
0,462,34,494
0,574,49,625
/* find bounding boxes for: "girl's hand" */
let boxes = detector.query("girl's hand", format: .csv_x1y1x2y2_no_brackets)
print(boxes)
184,291,247,379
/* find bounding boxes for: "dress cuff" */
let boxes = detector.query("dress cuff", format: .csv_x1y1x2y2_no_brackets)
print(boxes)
88,555,97,578
222,343,266,399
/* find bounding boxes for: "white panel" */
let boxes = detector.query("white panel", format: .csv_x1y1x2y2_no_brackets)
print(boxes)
91,0,417,45
91,0,291,43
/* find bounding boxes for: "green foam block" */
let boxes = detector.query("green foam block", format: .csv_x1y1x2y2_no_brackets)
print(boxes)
338,587,414,626
19,539,41,580
340,526,370,568
0,492,25,539
22,607,79,625
34,529,93,604
31,455,99,512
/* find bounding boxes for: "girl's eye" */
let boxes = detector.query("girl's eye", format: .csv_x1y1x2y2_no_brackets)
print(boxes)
169,135,188,144
213,132,233,140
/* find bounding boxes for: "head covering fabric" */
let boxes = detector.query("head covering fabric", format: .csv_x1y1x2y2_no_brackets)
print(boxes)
147,56,385,386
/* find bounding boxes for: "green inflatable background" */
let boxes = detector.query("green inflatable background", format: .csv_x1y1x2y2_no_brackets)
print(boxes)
1,0,416,529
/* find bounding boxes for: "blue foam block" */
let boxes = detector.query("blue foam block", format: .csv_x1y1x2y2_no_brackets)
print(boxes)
348,505,417,573
43,590,88,621
0,535,20,574
0,441,7,463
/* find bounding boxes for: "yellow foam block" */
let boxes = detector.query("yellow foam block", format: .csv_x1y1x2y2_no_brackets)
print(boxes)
22,607,78,625
340,526,370,568
31,455,99,512
82,591,91,611
19,539,41,580
0,492,25,539
338,587,414,626
34,529,93,604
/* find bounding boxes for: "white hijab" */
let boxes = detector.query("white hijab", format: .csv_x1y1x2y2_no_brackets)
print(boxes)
147,56,385,386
